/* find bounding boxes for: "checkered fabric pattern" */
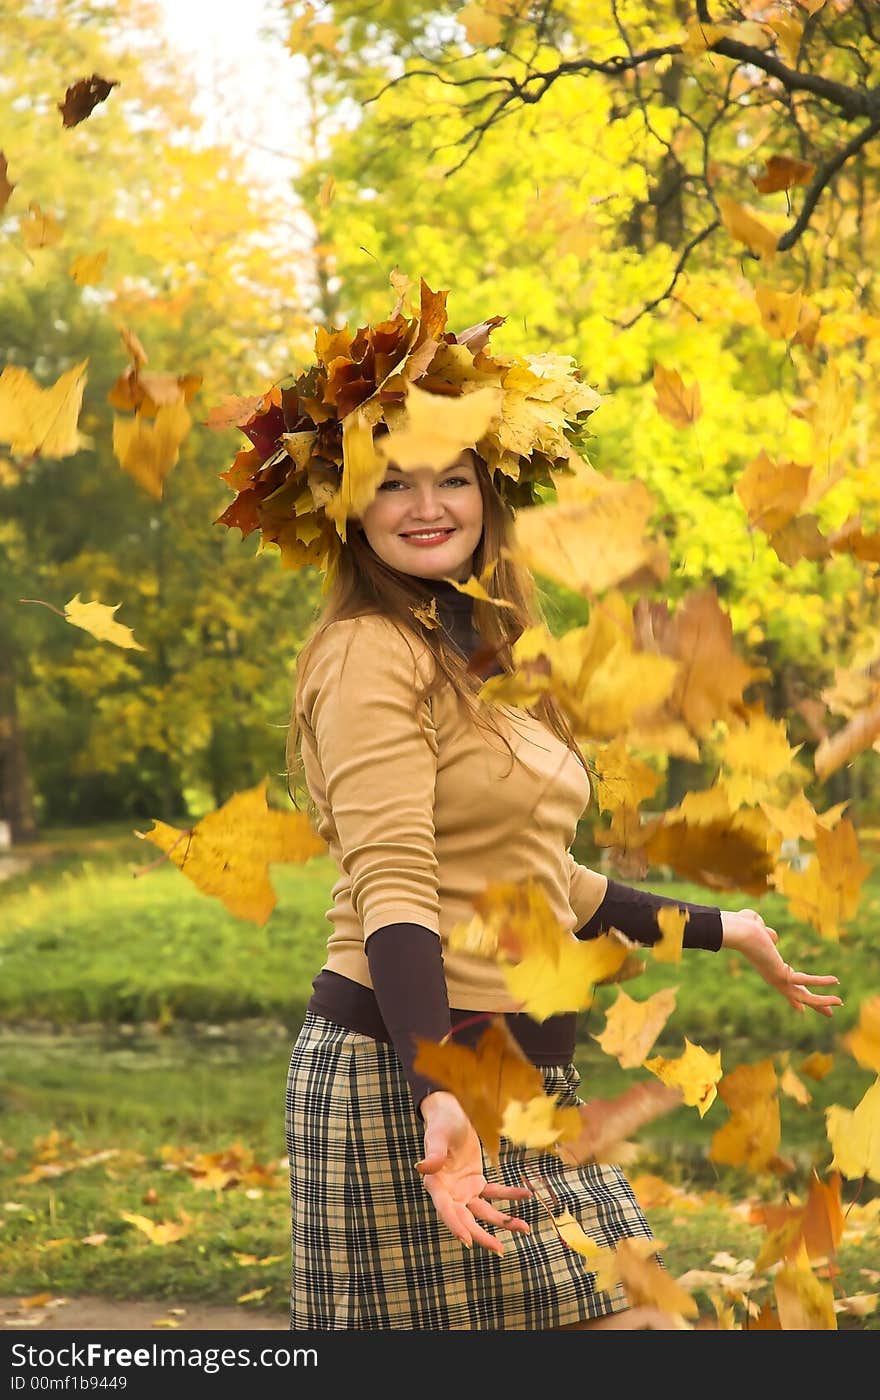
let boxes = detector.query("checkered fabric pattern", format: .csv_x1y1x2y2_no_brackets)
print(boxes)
285,1013,657,1330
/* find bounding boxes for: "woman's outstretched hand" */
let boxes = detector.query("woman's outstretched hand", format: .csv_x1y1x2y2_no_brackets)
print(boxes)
720,908,843,1017
416,1091,533,1255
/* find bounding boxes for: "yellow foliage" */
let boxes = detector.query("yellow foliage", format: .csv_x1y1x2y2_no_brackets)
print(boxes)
644,1038,722,1117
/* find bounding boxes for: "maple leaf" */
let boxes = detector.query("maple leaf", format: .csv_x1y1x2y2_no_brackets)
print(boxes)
719,708,802,808
642,808,779,895
0,152,14,213
753,286,804,342
654,906,686,964
412,1019,546,1157
800,1051,834,1082
554,1080,683,1167
69,250,108,286
135,778,325,925
652,364,702,428
614,1237,699,1323
0,361,88,458
773,1244,838,1330
815,701,880,782
717,195,778,260
500,1093,581,1150
501,931,630,1020
112,400,192,499
20,201,63,249
380,381,502,471
751,1171,844,1271
512,477,669,598
446,877,569,963
121,1211,191,1246
643,1038,722,1117
773,817,869,940
588,736,660,815
751,154,815,193
546,1206,614,1271
205,393,270,431
735,450,811,534
62,595,146,651
825,1077,880,1184
58,74,118,127
593,987,678,1069
709,1060,780,1172
843,995,880,1074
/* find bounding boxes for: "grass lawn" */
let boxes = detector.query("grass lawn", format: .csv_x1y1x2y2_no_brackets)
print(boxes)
1,823,878,1328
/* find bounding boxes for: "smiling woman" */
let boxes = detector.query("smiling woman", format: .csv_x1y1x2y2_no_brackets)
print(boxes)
353,451,485,582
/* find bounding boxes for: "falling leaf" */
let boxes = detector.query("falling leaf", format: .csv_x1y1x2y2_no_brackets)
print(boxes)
236,1286,272,1304
512,477,669,598
654,906,687,964
69,250,108,286
555,1080,683,1166
588,736,661,815
800,1051,834,1082
653,364,702,428
58,74,118,127
501,1093,581,1150
135,777,325,925
20,201,63,249
642,807,779,896
773,818,869,940
0,152,14,213
826,1078,880,1184
80,1233,108,1247
0,361,88,459
774,1244,837,1330
717,196,778,260
752,154,815,193
754,285,804,340
815,702,880,782
63,595,146,651
593,987,678,1069
615,1237,698,1322
736,451,811,534
644,1039,722,1117
380,381,502,471
501,931,630,1020
709,1059,780,1172
779,1063,812,1106
843,996,880,1075
112,399,192,499
414,1019,546,1157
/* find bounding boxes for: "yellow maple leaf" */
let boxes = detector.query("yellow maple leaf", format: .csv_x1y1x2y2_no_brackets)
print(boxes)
380,381,502,471
501,931,629,1021
779,1063,812,1106
719,708,802,807
644,1038,722,1117
615,1236,698,1323
63,595,146,651
774,1244,837,1330
593,987,678,1069
121,1211,191,1245
588,736,661,814
547,1207,615,1277
709,1060,780,1171
717,195,778,260
843,995,880,1074
512,477,669,600
754,285,804,341
735,450,811,534
500,1094,581,1150
654,906,686,964
773,817,869,940
815,701,880,782
20,200,63,248
653,364,702,428
69,249,108,286
825,1077,880,1183
800,1051,834,1081
413,1019,545,1158
643,808,779,896
112,398,191,499
0,360,88,459
135,777,326,925
447,877,567,964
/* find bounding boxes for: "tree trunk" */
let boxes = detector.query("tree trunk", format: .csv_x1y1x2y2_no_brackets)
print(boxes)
0,645,38,842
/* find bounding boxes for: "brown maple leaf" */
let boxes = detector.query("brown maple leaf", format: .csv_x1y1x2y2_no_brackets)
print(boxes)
58,74,118,128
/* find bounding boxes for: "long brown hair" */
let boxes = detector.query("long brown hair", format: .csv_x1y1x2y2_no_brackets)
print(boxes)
285,452,591,810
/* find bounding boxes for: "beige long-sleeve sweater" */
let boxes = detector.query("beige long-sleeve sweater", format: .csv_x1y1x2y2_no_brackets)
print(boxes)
296,613,608,1012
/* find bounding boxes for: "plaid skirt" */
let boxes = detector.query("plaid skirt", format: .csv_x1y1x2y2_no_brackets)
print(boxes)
285,1012,657,1331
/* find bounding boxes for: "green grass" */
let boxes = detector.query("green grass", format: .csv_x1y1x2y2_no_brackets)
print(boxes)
1,823,878,1328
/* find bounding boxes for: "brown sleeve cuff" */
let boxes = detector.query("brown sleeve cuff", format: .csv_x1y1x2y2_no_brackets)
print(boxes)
575,878,723,951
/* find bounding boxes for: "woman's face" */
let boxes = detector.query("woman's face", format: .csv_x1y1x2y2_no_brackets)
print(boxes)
357,450,484,582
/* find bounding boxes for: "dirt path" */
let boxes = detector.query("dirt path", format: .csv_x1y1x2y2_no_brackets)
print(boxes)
0,1295,288,1331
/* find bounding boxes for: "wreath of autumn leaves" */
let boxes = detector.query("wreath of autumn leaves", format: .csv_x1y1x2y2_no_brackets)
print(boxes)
211,275,601,574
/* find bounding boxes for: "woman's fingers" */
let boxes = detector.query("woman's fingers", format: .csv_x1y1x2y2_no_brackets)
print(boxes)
481,1182,534,1201
468,1196,531,1232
